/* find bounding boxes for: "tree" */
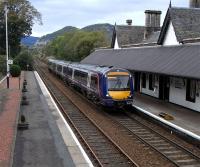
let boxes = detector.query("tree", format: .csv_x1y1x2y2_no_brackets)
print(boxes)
0,0,42,57
14,50,34,70
75,32,107,60
44,31,108,61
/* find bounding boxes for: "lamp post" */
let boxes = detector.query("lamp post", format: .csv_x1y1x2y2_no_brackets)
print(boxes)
4,1,9,88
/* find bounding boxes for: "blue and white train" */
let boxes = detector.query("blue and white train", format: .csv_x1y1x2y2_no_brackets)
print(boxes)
48,59,134,107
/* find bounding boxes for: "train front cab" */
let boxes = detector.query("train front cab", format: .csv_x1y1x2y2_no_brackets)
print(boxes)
101,70,134,107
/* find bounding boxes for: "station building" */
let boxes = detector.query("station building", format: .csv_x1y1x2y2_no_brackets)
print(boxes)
81,0,200,113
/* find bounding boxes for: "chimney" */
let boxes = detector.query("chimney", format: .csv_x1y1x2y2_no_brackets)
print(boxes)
189,0,200,8
126,19,132,26
144,10,162,40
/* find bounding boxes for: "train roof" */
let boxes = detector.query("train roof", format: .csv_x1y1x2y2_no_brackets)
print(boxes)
69,62,114,74
48,59,130,74
48,59,70,66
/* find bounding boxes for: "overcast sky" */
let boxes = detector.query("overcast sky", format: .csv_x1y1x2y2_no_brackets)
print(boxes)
29,0,188,37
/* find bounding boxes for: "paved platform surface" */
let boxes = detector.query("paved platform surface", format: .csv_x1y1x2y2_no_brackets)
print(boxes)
0,74,23,167
13,71,92,167
133,93,200,141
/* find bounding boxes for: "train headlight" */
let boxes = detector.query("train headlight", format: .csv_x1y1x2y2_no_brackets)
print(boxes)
106,94,110,97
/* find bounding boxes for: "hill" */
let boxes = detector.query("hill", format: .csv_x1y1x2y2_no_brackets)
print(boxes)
38,23,114,44
21,36,39,46
81,23,114,42
38,26,78,43
22,23,115,47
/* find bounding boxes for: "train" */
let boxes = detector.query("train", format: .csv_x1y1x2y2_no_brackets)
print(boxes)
48,59,134,107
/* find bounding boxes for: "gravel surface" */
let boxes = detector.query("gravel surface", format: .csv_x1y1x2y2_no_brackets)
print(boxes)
39,63,177,167
39,61,200,166
128,111,200,157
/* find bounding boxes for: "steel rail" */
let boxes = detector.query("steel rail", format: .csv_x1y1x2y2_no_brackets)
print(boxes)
35,62,139,167
108,111,200,167
35,64,103,166
126,112,200,165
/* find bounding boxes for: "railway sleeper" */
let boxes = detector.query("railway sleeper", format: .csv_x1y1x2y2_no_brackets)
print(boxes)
101,158,132,165
176,159,198,163
142,136,161,140
168,154,191,159
163,150,182,154
98,154,130,161
148,139,165,143
156,146,175,150
134,131,151,134
180,164,200,167
86,140,108,144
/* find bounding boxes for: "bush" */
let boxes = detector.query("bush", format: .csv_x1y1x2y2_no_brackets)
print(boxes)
14,51,33,71
10,65,21,77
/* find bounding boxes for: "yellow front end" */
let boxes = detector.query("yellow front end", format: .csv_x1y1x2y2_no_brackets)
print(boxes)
108,91,131,100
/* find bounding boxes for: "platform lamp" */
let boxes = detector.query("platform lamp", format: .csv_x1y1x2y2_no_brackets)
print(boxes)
3,0,9,88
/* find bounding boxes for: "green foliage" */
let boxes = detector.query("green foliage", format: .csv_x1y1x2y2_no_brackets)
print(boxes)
14,51,33,70
43,30,108,61
0,0,42,57
10,64,21,77
0,55,6,77
39,26,78,42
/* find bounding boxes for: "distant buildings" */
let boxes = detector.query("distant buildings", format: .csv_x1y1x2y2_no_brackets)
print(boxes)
82,0,200,112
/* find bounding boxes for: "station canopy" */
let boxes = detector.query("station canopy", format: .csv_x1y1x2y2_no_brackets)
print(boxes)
81,44,200,80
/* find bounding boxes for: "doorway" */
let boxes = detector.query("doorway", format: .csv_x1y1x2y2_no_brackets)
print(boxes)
134,72,141,92
159,75,170,101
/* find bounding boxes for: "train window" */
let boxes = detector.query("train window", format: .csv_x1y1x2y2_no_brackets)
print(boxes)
81,72,87,85
142,73,146,88
107,75,130,91
74,70,87,85
57,65,62,72
74,70,79,80
91,75,98,90
53,63,56,70
63,67,68,75
67,68,73,77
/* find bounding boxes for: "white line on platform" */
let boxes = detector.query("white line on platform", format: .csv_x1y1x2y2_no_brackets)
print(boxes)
0,76,6,84
133,105,200,141
34,71,94,167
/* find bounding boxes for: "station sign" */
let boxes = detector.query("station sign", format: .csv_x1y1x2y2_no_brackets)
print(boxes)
8,59,13,65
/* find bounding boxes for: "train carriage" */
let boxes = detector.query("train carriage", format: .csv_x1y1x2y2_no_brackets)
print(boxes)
48,59,134,107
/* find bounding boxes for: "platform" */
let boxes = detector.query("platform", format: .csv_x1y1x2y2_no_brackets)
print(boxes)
133,93,200,142
0,74,23,167
13,71,93,167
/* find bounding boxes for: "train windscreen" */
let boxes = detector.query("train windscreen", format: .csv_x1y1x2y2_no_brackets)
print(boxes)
107,75,130,91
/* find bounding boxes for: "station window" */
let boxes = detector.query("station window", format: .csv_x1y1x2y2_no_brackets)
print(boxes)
186,79,196,103
149,74,155,91
142,73,146,88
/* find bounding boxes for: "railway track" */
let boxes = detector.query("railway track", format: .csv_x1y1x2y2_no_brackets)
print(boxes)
35,60,200,167
108,112,200,167
35,62,139,167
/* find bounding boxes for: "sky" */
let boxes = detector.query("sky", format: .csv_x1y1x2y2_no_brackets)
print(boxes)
29,0,188,37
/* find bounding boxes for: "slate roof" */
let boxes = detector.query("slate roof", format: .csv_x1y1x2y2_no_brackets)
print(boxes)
111,25,145,47
158,7,200,44
81,44,200,80
144,31,160,44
